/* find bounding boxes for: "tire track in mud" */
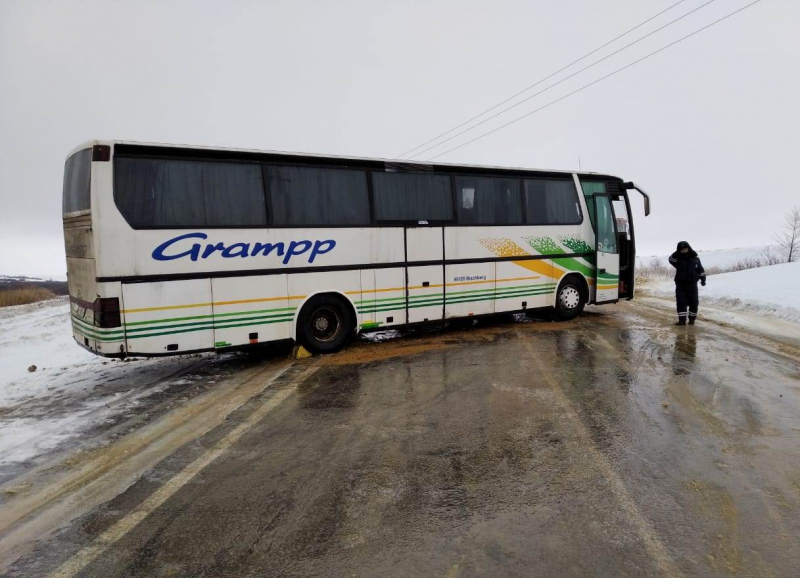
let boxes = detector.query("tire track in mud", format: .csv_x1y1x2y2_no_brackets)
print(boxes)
0,357,307,574
608,304,800,575
48,362,322,578
515,328,683,578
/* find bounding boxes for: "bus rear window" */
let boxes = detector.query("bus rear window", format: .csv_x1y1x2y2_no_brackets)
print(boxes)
63,149,92,215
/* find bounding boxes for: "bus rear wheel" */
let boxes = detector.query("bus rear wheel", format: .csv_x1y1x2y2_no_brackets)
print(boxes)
297,294,355,354
554,277,586,321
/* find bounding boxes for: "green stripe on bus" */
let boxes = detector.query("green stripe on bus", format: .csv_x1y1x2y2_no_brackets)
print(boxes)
126,316,295,341
357,287,554,314
355,283,557,306
355,282,558,305
552,257,595,277
125,306,297,326
73,313,294,341
72,326,123,342
124,312,294,335
71,316,124,335
73,308,296,335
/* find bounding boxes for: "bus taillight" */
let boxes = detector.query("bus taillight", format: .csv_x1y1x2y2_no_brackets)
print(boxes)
94,297,121,328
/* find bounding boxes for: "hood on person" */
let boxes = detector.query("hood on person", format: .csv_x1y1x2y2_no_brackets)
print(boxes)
676,241,697,258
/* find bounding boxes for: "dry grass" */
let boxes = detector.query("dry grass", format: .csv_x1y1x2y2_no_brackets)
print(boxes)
636,260,672,284
637,248,785,286
0,286,58,307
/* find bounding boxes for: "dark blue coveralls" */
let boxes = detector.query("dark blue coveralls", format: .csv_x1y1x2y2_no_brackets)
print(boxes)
668,241,706,325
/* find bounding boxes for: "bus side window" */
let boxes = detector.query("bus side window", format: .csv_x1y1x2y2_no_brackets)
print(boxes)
372,172,453,223
114,157,267,228
580,181,606,230
524,178,582,225
267,165,370,227
454,176,522,225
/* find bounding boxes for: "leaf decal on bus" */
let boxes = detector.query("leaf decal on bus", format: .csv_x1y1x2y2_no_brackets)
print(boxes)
558,235,593,254
478,238,531,258
523,237,561,255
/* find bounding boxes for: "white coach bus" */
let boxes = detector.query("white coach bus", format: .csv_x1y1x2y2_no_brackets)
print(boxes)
62,141,650,357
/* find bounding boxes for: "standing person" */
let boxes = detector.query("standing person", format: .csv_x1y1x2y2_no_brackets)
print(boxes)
669,241,706,325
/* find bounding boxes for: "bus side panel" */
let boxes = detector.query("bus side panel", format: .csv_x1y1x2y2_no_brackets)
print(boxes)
369,268,406,328
211,275,290,348
444,228,494,318
406,227,444,323
495,260,554,312
122,280,214,355
365,228,406,328
444,261,495,318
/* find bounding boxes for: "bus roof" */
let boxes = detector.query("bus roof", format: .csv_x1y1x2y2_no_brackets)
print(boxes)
68,139,624,182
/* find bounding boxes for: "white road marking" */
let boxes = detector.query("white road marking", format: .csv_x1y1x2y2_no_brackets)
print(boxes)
516,330,682,578
49,363,319,578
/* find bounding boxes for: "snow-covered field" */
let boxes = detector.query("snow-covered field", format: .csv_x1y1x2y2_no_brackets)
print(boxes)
637,245,778,270
0,298,218,471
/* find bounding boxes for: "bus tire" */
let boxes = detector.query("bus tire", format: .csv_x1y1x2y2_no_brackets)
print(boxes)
297,294,355,354
554,276,586,321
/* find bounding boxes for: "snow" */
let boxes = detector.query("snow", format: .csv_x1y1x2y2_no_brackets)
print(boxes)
640,261,800,346
637,245,779,270
360,329,402,343
0,298,213,469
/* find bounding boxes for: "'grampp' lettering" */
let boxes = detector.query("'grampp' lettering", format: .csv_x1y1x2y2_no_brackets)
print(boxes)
152,233,337,265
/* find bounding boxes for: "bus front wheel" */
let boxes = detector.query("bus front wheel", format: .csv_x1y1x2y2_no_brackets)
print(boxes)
554,277,586,321
297,294,355,354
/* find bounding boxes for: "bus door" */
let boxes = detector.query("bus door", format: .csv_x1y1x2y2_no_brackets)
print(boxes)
593,194,620,304
612,195,634,299
405,226,445,324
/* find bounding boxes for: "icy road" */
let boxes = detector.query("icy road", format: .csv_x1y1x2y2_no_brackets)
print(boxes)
1,301,800,577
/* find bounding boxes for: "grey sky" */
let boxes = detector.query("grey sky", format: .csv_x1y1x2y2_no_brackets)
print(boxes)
1,0,798,278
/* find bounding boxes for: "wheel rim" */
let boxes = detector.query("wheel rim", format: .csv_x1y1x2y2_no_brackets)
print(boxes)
559,286,581,311
309,305,343,343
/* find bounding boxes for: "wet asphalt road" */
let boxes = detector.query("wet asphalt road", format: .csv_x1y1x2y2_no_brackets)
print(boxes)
5,303,800,577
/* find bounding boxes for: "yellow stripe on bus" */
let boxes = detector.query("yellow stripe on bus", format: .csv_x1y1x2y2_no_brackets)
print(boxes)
123,294,308,314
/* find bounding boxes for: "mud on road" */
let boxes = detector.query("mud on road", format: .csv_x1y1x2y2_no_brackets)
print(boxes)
3,303,800,577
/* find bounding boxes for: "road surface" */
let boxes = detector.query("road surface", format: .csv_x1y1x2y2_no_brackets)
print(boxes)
2,302,800,577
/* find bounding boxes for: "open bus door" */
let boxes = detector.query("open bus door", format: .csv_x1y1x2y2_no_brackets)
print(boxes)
593,193,620,304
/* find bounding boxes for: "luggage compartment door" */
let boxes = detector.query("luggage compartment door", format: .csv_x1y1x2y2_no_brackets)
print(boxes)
405,226,444,324
122,279,214,355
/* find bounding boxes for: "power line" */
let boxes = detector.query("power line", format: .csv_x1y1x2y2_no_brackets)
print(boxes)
426,0,764,161
395,0,690,159
406,0,719,160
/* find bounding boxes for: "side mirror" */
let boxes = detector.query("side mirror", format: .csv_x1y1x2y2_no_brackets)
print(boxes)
623,182,651,216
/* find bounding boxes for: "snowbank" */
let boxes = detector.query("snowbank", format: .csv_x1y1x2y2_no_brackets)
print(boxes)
640,261,800,346
0,298,212,469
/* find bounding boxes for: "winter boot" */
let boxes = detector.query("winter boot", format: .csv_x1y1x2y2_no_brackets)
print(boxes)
688,317,696,325
675,317,686,326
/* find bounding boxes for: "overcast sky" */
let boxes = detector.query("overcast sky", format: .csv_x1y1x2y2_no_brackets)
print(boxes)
1,0,798,279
